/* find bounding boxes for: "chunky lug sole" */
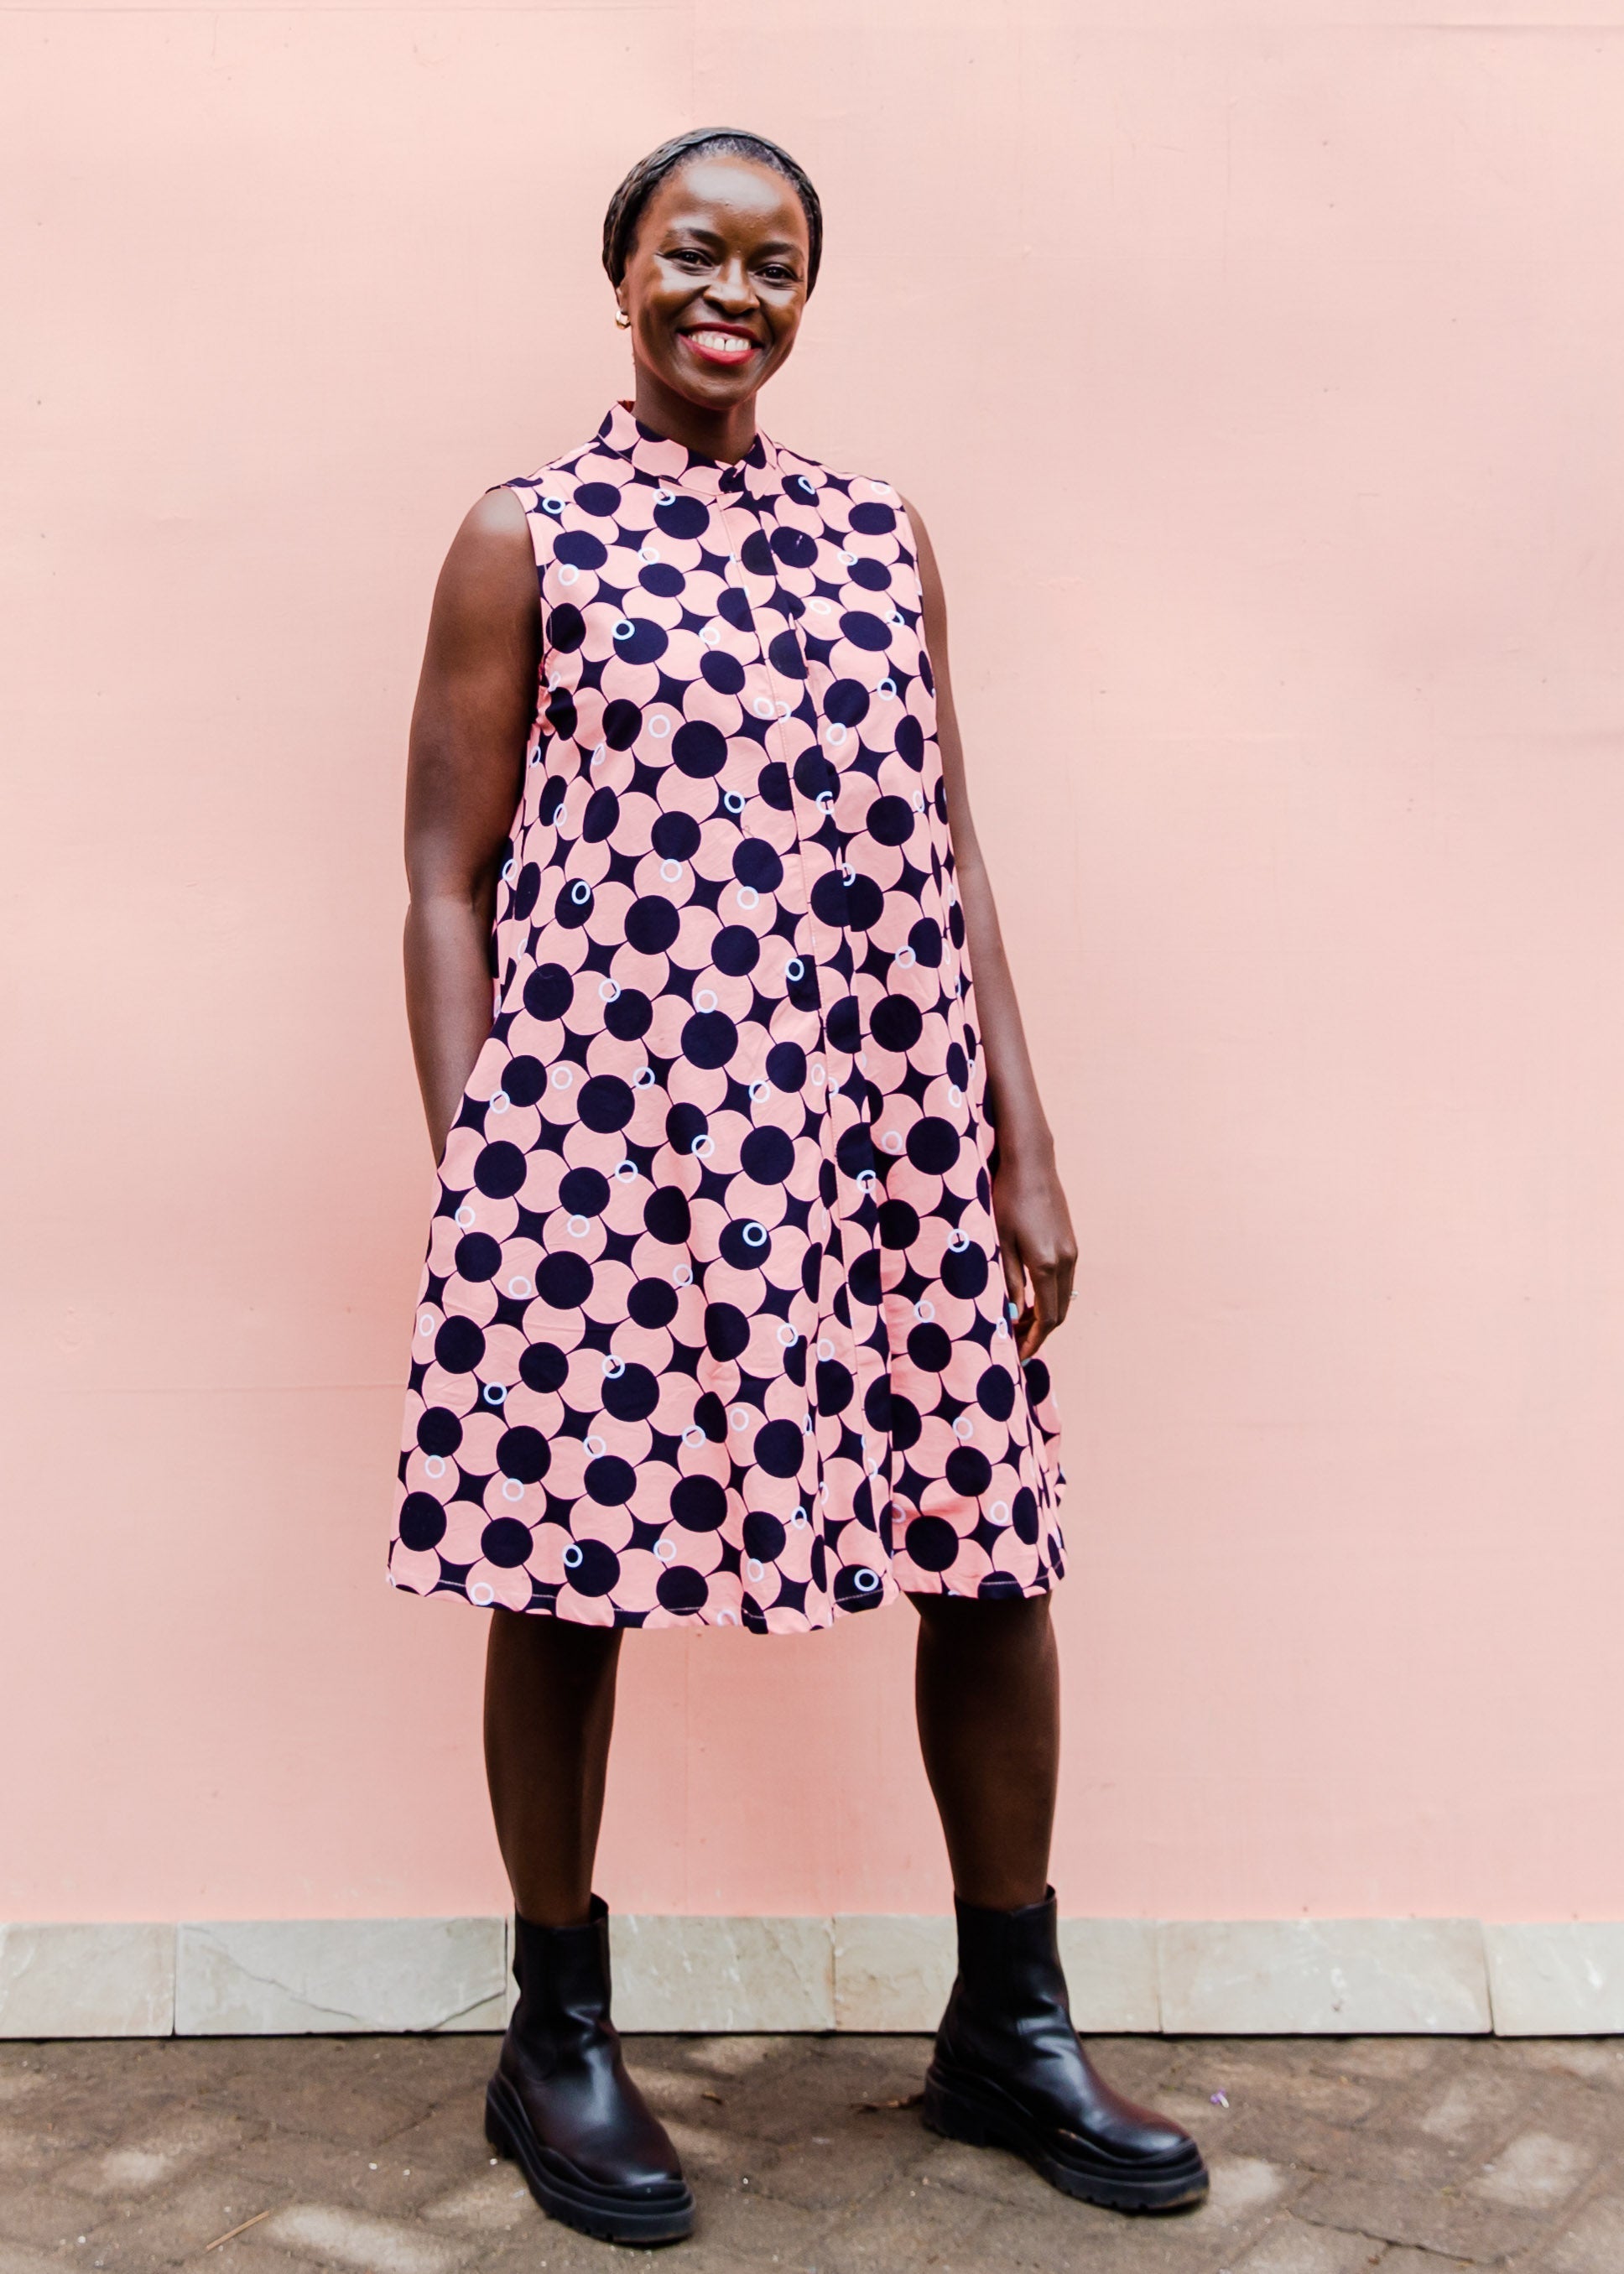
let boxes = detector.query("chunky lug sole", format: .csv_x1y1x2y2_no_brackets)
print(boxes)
485,2072,695,2246
922,2063,1209,2214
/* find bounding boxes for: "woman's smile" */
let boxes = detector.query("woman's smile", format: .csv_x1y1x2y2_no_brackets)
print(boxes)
681,325,762,366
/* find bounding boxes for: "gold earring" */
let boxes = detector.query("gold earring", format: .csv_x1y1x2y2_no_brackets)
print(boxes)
615,309,631,329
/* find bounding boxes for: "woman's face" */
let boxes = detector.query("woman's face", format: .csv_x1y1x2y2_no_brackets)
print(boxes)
617,156,810,415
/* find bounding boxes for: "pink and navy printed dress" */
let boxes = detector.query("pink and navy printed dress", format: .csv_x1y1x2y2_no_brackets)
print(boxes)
390,403,1063,1632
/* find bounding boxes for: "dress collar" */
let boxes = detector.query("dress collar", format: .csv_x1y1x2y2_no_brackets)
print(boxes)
594,399,783,501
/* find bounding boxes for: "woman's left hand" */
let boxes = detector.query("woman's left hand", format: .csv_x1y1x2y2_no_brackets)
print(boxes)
993,1148,1078,1362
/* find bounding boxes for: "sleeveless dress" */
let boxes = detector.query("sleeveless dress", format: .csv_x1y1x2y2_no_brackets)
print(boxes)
389,403,1064,1633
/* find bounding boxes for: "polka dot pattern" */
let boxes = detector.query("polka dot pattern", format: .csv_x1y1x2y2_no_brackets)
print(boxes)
390,404,1064,1632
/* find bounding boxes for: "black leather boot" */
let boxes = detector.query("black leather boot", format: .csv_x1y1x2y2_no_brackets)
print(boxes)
924,1888,1208,2213
485,1898,695,2245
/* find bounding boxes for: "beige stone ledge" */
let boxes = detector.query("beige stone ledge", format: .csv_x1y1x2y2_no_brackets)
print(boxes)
14,1915,1624,2037
611,1914,834,2032
0,1922,174,2037
1158,1918,1491,2034
174,1918,508,2034
830,1915,1159,2032
1485,1923,1624,2035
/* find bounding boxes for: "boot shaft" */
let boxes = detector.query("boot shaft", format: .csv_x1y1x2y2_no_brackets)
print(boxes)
512,1897,617,2047
950,1886,1073,2027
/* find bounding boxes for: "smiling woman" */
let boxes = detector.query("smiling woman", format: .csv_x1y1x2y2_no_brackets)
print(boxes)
391,126,1205,2246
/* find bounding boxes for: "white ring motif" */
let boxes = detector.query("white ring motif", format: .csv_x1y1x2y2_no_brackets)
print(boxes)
639,543,659,563
749,1079,769,1101
418,1312,435,1337
601,1355,625,1377
648,714,670,738
822,721,846,747
541,497,563,516
591,742,606,768
567,1215,589,1238
659,859,682,882
508,1276,533,1298
557,563,577,585
551,1066,572,1088
777,1323,799,1345
599,978,620,1002
586,1434,606,1456
682,1425,703,1447
614,1159,638,1182
954,1416,974,1440
488,1091,509,1114
752,696,775,719
854,1568,880,1593
723,790,744,814
991,1501,1010,1524
654,1538,676,1561
674,1263,693,1286
501,858,516,884
817,1338,835,1361
470,1581,496,1605
731,1408,748,1432
424,1455,445,1480
654,487,675,506
915,1300,935,1321
562,1543,583,1569
742,1222,768,1249
895,945,916,967
634,1067,655,1088
785,957,804,981
878,676,897,699
502,1478,524,1501
569,880,591,905
482,1382,506,1405
737,887,759,910
612,617,634,642
747,1558,764,1581
690,1133,714,1158
695,988,717,1012
455,1205,476,1229
882,1131,903,1153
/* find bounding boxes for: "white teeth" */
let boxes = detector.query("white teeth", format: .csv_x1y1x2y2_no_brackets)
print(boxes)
691,330,752,353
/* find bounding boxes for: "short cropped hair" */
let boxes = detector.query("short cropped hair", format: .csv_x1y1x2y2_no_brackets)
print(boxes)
601,127,823,294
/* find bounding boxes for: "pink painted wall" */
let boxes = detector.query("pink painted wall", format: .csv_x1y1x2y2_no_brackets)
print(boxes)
6,0,1624,1930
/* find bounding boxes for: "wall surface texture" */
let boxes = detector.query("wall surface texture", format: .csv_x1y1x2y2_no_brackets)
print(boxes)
5,0,1624,1969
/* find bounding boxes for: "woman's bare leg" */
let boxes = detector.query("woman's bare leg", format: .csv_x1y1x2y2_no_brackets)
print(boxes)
911,1591,1059,1908
483,1610,622,1926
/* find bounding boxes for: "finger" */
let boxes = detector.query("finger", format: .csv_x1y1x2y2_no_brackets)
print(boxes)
999,1240,1025,1314
1023,1263,1061,1357
1054,1250,1077,1327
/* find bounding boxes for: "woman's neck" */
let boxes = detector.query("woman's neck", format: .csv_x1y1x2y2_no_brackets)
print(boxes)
630,369,758,464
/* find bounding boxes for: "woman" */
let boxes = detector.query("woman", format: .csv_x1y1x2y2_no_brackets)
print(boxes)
393,127,1206,2246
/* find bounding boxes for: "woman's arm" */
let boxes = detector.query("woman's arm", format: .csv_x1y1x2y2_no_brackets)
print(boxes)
901,496,1078,1359
403,488,541,1161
